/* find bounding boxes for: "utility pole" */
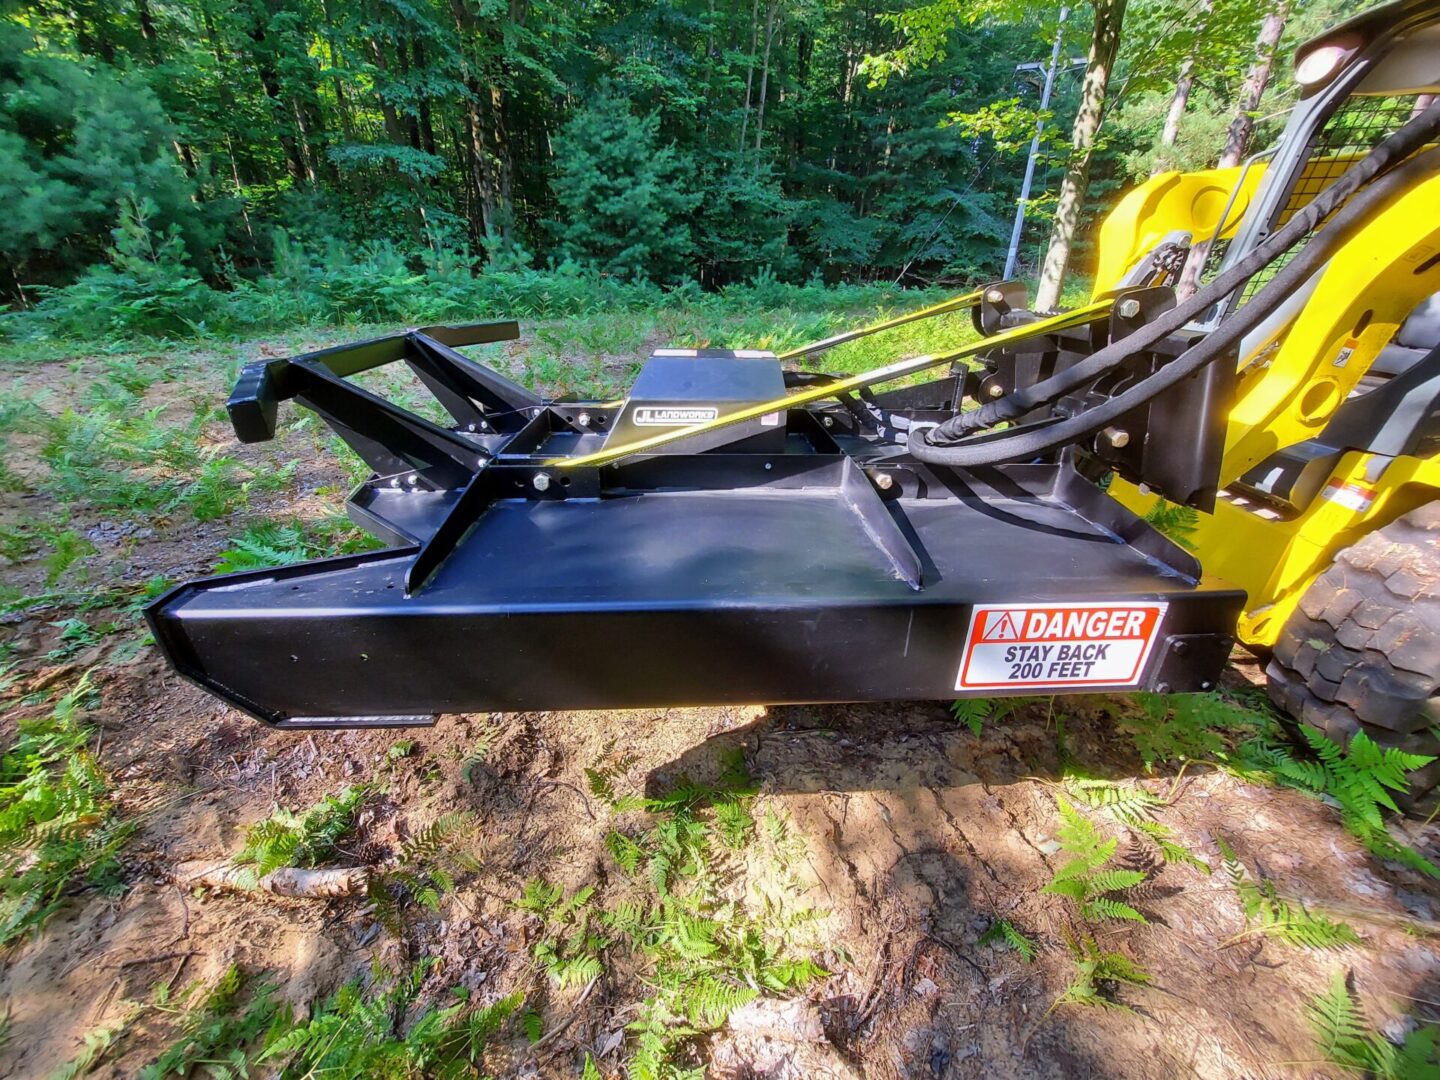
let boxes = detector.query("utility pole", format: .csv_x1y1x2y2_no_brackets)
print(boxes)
1004,7,1071,281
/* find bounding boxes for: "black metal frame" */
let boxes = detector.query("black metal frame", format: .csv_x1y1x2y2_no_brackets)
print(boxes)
148,308,1246,728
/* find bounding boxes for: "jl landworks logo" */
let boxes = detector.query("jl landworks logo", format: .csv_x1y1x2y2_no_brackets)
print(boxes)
631,405,720,426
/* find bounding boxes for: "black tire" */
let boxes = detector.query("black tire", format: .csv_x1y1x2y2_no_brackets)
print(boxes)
1267,502,1440,812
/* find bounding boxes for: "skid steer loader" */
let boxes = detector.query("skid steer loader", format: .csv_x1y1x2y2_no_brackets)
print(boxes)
149,0,1440,803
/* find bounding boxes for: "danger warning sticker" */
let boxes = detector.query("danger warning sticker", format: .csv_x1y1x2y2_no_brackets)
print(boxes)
956,602,1168,691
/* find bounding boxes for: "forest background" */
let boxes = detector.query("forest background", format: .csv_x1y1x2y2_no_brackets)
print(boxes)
0,0,1365,340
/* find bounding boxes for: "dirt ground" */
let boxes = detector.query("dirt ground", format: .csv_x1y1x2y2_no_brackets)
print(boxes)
2,333,1440,1078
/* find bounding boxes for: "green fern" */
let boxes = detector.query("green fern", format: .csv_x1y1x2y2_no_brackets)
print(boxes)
1054,936,1151,1011
1062,776,1160,825
1041,798,1148,922
259,959,523,1076
950,697,1024,736
139,965,283,1080
1218,839,1359,949
1306,971,1440,1079
1126,692,1266,769
1264,728,1440,877
234,785,368,880
517,878,609,988
1144,499,1199,550
369,812,479,931
0,674,133,948
977,918,1037,962
1133,819,1209,872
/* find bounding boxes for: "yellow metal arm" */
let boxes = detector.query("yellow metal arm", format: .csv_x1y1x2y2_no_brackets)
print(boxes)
776,289,983,361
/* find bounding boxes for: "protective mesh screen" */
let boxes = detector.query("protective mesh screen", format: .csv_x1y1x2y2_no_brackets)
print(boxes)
1230,94,1423,306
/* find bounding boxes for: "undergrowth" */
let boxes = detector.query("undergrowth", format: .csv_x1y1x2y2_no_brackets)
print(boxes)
1042,797,1149,923
213,517,383,574
1218,839,1360,949
519,745,825,1080
54,960,523,1079
0,675,132,947
1307,971,1440,1079
235,785,369,881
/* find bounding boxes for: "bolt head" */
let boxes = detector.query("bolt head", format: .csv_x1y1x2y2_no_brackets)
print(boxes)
985,288,1006,304
532,473,552,492
874,472,894,491
577,412,591,428
823,416,834,427
1117,298,1142,319
987,383,1005,398
1102,427,1131,449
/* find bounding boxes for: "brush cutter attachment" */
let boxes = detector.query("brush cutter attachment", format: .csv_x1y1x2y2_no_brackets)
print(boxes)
148,297,1245,727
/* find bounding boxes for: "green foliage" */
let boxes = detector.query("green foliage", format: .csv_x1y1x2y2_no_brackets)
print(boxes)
549,91,701,284
234,786,368,881
214,517,382,574
370,812,481,930
950,696,1024,736
520,747,822,1076
1061,776,1161,825
0,25,213,288
1127,692,1269,769
1143,500,1200,551
36,400,277,524
0,675,132,948
516,879,609,988
1041,798,1148,923
1218,839,1360,950
1307,971,1440,1080
1287,728,1433,834
259,959,523,1078
978,917,1037,962
1054,936,1152,1012
139,965,283,1080
24,198,224,338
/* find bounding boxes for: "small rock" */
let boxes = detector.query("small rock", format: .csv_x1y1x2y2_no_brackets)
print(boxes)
913,977,940,998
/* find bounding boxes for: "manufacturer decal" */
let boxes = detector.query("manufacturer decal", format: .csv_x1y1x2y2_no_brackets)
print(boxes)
956,601,1168,691
1321,478,1376,512
631,405,720,426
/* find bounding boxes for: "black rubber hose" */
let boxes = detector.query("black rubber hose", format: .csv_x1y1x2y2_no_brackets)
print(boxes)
908,142,1440,468
928,98,1440,444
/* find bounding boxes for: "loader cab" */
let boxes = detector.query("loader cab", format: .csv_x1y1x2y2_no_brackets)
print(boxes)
1190,2,1440,331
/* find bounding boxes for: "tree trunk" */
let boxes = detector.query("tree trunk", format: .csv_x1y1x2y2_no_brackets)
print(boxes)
738,0,760,151
1152,0,1212,177
367,39,410,146
1034,0,1128,311
1218,0,1290,168
753,0,781,153
415,41,439,157
1176,0,1290,296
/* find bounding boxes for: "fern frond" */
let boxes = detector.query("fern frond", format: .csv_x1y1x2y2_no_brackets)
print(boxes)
978,918,1037,962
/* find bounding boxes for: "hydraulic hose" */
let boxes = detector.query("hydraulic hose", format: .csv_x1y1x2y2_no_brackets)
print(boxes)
907,141,1440,469
924,98,1440,448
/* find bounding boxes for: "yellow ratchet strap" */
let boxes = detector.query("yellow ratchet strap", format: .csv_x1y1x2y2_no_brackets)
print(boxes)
776,288,984,361
555,298,1115,469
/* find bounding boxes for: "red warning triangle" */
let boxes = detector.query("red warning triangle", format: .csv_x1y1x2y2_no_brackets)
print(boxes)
984,611,1020,641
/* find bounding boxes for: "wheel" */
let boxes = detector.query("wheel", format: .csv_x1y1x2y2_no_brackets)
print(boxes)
1267,502,1440,813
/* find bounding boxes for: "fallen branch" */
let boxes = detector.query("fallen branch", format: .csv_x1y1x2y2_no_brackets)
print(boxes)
174,861,370,898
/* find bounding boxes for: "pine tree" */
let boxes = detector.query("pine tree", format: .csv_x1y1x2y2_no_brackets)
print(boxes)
549,90,701,283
